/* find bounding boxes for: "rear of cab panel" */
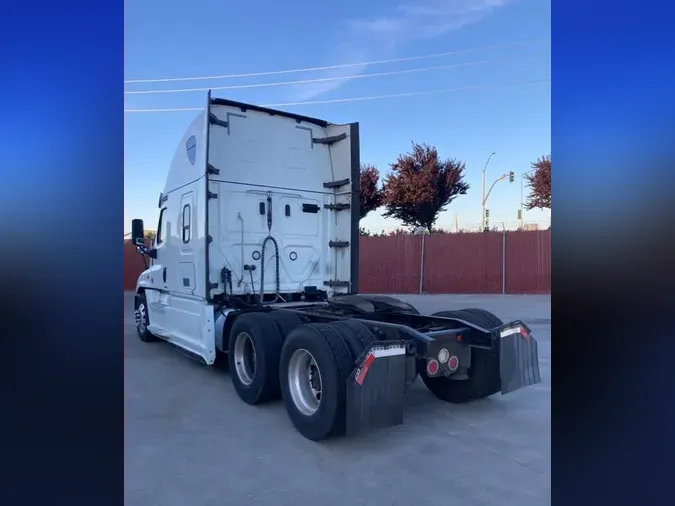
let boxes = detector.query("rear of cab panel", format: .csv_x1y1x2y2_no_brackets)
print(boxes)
204,101,357,299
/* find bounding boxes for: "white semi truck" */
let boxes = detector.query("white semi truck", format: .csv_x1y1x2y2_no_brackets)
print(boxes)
130,93,541,441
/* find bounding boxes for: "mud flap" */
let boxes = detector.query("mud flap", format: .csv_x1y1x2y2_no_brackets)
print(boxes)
498,322,541,395
345,341,408,437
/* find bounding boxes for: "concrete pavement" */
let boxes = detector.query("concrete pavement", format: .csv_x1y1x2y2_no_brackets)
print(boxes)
124,292,550,506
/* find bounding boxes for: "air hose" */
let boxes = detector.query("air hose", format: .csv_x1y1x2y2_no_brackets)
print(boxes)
259,193,282,304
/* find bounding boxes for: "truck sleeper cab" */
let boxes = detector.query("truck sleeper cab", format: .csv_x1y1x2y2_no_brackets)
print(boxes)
130,94,541,441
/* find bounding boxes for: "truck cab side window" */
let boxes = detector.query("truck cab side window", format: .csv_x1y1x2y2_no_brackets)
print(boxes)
156,208,167,245
182,204,191,243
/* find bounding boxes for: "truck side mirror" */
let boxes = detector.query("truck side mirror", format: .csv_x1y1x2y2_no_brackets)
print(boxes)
131,219,145,246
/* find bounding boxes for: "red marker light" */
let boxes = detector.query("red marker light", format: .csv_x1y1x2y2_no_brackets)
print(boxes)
448,355,459,371
427,359,439,375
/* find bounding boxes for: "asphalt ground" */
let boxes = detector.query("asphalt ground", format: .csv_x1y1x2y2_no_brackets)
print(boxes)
125,292,550,506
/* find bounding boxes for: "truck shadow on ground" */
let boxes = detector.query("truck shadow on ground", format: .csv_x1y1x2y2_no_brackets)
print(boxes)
137,334,525,453
204,346,510,448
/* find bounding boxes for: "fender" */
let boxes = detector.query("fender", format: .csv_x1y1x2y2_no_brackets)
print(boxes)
327,294,419,315
135,264,165,293
214,307,237,352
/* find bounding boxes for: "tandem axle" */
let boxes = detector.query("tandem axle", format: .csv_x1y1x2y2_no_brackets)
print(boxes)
135,291,541,441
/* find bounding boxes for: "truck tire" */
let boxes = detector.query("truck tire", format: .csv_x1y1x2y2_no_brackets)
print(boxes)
419,309,503,403
228,312,284,405
457,308,503,329
279,323,353,441
331,320,376,361
267,310,303,342
134,292,157,342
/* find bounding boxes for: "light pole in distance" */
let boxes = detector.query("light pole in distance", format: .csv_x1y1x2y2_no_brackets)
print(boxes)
481,152,496,231
483,170,515,230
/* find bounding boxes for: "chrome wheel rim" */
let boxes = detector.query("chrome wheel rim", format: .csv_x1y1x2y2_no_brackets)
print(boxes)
135,303,147,335
287,348,322,416
233,332,257,386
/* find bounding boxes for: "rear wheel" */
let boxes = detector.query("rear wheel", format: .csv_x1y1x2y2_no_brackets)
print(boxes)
420,309,503,403
331,319,377,361
228,312,284,405
267,310,303,342
457,308,503,329
279,323,354,441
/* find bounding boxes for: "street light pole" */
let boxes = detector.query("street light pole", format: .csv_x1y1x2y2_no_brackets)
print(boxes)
481,152,496,231
484,174,509,209
482,171,514,231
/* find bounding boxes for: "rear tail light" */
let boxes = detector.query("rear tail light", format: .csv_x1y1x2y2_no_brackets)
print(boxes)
426,359,440,376
447,355,459,372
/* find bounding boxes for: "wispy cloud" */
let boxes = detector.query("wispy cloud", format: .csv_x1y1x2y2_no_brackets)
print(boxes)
288,0,516,101
286,42,369,101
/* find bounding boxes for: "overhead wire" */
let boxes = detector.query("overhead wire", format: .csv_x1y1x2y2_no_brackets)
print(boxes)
123,78,550,113
124,39,548,84
124,59,510,95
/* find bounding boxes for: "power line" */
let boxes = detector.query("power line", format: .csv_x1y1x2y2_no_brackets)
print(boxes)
124,39,548,84
125,58,515,95
266,79,549,107
123,78,550,113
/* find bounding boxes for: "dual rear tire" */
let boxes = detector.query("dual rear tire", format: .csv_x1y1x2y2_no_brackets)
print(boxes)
228,307,505,439
227,312,286,405
228,311,377,441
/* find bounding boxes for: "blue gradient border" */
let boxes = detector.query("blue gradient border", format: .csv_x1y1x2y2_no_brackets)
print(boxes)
1,0,674,503
1,2,123,504
554,0,674,504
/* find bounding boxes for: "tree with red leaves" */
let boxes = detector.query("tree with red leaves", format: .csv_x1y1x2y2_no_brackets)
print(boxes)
382,142,469,231
359,164,383,219
524,155,551,209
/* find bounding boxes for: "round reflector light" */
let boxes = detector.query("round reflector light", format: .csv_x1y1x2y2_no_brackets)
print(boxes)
427,359,440,375
448,355,459,371
438,348,449,364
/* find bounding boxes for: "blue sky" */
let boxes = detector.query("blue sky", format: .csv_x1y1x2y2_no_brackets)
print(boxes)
124,0,550,234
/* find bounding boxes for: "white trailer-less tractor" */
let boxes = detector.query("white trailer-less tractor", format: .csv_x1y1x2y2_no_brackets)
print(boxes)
130,94,541,441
